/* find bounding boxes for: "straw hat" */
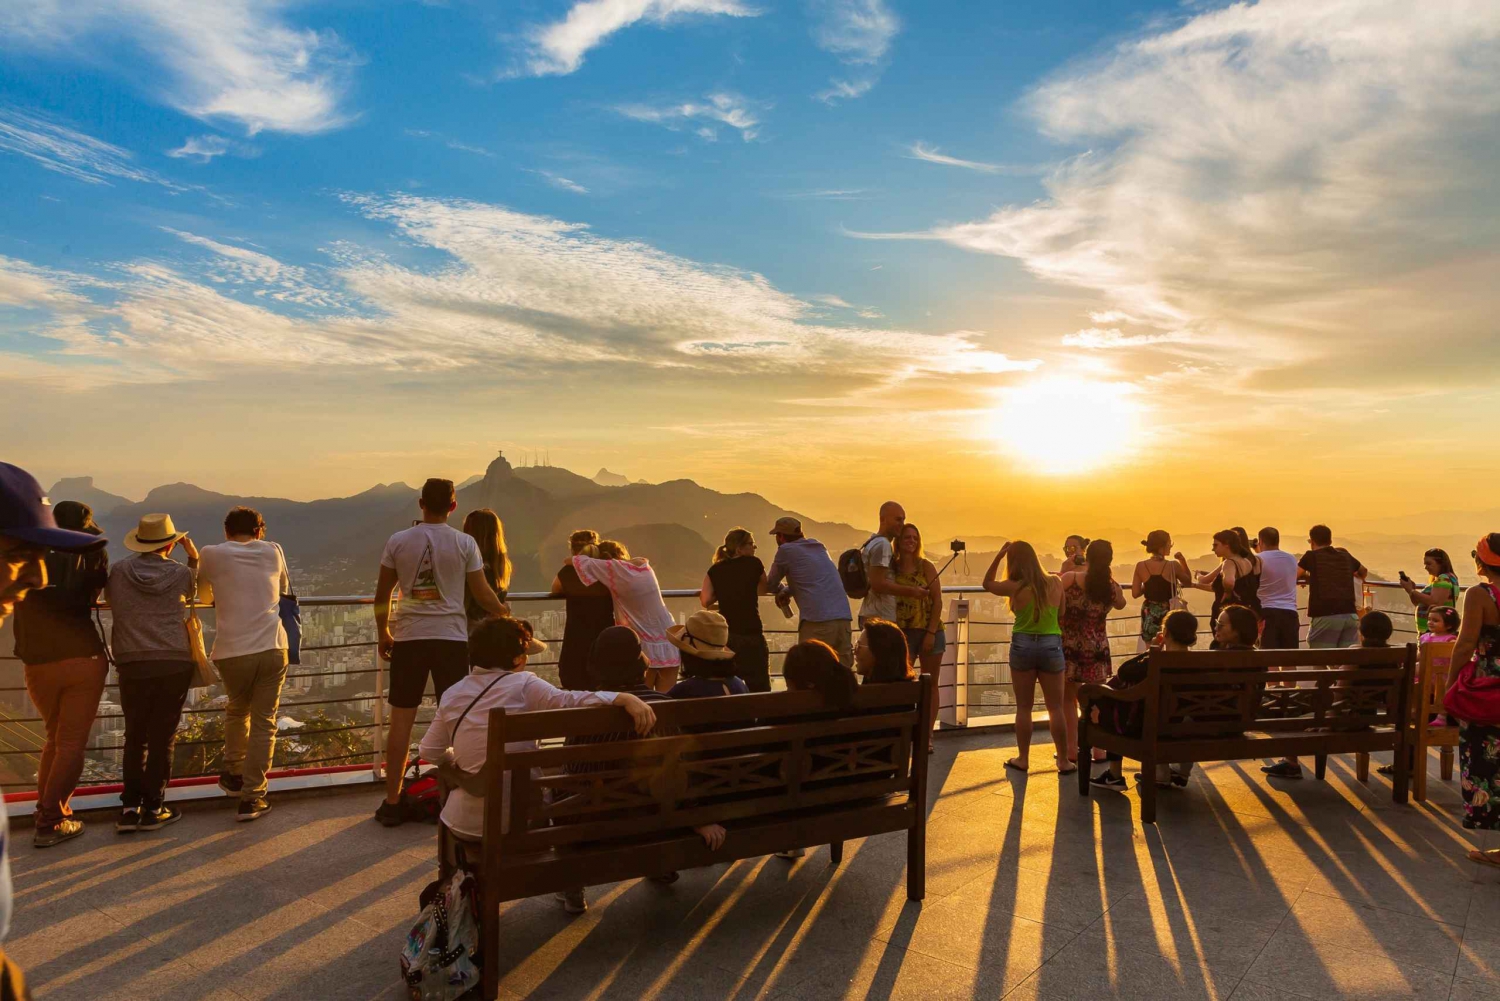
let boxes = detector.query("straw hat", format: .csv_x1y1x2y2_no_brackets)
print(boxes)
666,609,736,661
124,513,189,553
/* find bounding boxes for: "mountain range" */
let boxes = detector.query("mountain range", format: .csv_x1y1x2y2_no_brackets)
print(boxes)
64,454,869,594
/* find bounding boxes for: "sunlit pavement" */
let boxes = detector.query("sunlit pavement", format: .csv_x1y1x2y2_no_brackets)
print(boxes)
12,731,1500,1000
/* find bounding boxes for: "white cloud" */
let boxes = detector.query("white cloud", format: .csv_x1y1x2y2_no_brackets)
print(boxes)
526,170,590,194
3,194,1036,392
166,135,231,162
856,0,1500,378
0,0,356,135
907,141,1001,173
519,0,757,77
811,294,853,308
405,130,494,157
616,92,762,141
1060,327,1188,349
809,0,897,63
808,0,898,102
0,107,185,190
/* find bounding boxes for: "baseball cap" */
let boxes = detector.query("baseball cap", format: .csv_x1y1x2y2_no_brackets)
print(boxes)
0,463,109,552
770,516,802,536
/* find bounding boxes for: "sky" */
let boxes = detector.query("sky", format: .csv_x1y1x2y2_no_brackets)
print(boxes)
1,0,1498,543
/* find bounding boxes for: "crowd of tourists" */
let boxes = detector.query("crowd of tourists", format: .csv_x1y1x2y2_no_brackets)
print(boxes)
4,459,1500,933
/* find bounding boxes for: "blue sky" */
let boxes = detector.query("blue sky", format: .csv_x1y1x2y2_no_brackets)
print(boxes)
2,1,1498,539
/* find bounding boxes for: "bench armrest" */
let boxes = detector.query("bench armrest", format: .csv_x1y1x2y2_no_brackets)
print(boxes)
1077,680,1149,705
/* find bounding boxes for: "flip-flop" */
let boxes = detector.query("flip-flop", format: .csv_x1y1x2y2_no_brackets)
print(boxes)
1004,759,1029,773
1468,850,1500,869
1055,755,1078,776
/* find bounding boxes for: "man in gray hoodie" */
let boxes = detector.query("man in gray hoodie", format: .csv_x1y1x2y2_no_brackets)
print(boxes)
104,513,199,834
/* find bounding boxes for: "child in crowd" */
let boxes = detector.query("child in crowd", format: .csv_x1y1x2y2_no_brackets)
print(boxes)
1422,606,1460,728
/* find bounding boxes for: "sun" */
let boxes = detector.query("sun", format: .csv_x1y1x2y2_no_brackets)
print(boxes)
991,378,1142,475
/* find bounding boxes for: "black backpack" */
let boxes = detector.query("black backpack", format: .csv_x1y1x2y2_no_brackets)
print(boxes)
838,535,881,599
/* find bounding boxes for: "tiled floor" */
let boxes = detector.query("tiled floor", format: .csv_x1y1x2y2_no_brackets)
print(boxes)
11,733,1500,1000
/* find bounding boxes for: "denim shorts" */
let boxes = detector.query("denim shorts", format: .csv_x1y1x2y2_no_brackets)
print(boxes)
1010,632,1065,673
904,626,947,660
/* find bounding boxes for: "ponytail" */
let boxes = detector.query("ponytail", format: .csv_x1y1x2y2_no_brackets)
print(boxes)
714,527,755,564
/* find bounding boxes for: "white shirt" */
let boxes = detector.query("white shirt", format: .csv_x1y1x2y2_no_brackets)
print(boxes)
197,540,289,660
1257,549,1300,612
573,555,681,668
381,523,483,643
418,669,618,839
858,535,897,622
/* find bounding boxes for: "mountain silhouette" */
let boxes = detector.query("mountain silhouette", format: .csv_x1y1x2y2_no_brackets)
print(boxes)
79,455,867,594
47,477,134,517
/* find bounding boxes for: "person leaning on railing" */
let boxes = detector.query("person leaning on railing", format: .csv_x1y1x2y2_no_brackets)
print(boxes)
764,516,855,668
548,529,614,691
700,528,771,693
12,500,109,849
1399,547,1460,636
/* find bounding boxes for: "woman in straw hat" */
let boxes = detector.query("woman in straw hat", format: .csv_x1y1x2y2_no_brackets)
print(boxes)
103,512,199,835
665,610,747,699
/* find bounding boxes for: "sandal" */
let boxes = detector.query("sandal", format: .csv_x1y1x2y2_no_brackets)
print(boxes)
1377,764,1394,776
1004,758,1029,773
1055,755,1077,776
1468,850,1500,869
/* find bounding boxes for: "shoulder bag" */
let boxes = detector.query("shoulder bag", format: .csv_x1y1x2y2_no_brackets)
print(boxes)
186,588,218,689
1445,584,1500,726
273,542,302,665
436,674,508,798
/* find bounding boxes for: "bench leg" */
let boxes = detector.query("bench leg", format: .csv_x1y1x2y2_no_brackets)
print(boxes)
1314,753,1328,781
1356,751,1370,783
1139,754,1157,824
1413,743,1428,803
906,825,926,901
481,872,500,1000
1441,747,1454,781
830,841,844,865
1077,723,1093,797
1392,734,1410,805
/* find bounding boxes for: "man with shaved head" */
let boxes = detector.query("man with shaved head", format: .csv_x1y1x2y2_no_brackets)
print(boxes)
859,501,928,629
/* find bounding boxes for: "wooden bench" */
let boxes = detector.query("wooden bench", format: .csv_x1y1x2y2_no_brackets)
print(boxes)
445,677,934,1001
1076,646,1416,823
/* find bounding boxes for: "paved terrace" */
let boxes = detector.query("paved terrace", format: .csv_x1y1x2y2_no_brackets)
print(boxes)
12,731,1500,1001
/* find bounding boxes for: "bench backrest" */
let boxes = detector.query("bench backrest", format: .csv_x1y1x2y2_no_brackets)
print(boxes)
1416,641,1456,723
484,680,928,854
1144,646,1416,739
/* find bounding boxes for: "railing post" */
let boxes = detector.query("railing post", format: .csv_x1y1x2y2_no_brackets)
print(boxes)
938,598,969,729
371,644,386,780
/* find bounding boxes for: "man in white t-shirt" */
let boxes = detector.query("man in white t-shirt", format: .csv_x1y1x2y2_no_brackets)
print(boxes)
1255,526,1302,649
196,506,290,822
373,478,507,826
858,501,928,628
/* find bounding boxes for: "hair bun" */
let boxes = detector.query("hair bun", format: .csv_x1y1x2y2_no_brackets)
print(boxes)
1139,539,1149,548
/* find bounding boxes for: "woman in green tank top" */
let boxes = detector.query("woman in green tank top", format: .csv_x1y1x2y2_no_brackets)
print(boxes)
983,541,1070,773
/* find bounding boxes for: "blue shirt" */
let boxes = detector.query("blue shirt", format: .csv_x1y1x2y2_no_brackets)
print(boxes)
668,676,748,698
765,537,852,624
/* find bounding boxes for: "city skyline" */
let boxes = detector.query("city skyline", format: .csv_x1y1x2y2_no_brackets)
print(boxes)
3,0,1498,540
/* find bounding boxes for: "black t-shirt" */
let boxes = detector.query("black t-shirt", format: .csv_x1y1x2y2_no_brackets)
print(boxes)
1298,547,1364,618
707,556,764,635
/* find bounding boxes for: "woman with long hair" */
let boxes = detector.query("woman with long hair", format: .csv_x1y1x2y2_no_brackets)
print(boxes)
461,509,512,628
1401,547,1461,635
700,527,770,692
855,619,915,684
983,541,1070,773
893,523,943,750
549,529,615,690
1132,531,1192,653
1194,528,1261,630
1060,539,1127,764
574,539,681,691
782,639,858,709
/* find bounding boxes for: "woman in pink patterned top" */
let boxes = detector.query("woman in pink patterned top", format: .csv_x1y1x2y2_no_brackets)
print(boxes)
573,540,681,691
1059,539,1127,763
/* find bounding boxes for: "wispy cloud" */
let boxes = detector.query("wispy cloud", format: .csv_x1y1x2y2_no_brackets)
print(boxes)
3,193,1035,392
0,107,184,189
811,294,852,308
0,1,357,135
772,187,876,200
808,0,899,102
616,92,762,141
518,0,758,77
526,169,589,194
1060,327,1188,350
405,130,495,157
165,135,251,162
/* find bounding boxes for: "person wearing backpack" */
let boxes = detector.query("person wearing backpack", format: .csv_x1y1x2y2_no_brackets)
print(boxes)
847,502,930,629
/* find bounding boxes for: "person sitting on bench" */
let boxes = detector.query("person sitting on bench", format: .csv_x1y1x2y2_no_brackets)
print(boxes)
1089,610,1199,791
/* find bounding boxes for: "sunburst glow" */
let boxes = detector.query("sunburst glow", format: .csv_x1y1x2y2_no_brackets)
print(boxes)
992,379,1142,475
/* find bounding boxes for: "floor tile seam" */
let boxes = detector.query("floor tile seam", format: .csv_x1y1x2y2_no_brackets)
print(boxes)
1231,881,1305,991
1239,911,1465,987
876,909,1080,975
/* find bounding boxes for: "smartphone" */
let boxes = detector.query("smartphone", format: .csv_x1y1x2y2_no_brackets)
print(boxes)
950,539,966,553
1398,570,1410,582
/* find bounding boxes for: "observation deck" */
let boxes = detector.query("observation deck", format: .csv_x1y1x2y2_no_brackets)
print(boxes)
5,583,1498,1000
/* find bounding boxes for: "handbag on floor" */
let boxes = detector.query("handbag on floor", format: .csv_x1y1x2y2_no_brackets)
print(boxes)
400,869,481,1000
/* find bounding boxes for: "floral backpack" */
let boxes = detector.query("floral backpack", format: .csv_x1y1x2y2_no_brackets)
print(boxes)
400,869,480,1000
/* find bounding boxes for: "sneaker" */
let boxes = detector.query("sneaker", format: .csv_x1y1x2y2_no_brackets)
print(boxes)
648,871,680,884
217,771,244,795
137,805,182,831
1090,770,1128,790
774,847,807,860
1377,764,1395,776
1170,772,1190,788
237,797,272,822
554,889,587,915
374,800,405,828
116,807,141,833
34,818,85,848
1261,761,1304,780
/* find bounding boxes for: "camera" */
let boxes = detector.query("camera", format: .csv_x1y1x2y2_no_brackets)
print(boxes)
950,539,966,553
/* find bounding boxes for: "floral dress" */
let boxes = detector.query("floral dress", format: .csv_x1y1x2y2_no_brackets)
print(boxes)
1460,585,1500,831
1061,581,1113,684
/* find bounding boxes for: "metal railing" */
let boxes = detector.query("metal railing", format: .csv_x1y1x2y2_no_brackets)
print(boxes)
0,577,1445,799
